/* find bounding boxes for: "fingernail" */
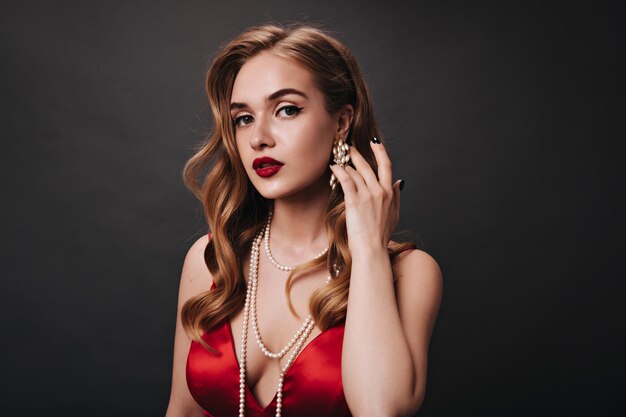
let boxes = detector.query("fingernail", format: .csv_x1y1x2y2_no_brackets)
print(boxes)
399,179,405,191
371,137,381,144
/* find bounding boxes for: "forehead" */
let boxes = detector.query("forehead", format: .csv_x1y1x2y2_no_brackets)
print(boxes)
231,51,317,103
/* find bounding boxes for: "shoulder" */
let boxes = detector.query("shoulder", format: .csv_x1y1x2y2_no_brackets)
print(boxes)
179,233,213,298
393,249,443,280
390,241,443,302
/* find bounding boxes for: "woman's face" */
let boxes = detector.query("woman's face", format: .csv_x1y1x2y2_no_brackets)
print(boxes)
230,51,344,201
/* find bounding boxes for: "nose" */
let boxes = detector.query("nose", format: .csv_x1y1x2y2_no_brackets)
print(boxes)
249,113,275,150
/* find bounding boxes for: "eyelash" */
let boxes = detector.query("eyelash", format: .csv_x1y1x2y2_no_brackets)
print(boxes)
232,105,303,128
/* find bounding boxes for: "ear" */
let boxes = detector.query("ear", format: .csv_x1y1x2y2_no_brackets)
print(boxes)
335,104,354,138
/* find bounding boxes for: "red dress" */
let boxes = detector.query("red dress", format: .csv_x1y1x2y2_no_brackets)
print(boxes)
186,233,353,417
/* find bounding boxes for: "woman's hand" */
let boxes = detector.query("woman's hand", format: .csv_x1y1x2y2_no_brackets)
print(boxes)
329,137,404,257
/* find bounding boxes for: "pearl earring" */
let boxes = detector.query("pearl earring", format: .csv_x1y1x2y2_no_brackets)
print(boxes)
330,135,350,190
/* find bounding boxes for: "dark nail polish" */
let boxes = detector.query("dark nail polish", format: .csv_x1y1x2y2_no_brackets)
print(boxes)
371,136,381,144
399,179,405,191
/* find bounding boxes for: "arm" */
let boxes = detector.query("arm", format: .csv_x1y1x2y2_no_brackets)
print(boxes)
342,247,443,417
329,136,443,417
165,234,213,417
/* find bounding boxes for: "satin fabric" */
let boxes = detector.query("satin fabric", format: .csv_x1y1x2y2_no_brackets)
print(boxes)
186,234,352,417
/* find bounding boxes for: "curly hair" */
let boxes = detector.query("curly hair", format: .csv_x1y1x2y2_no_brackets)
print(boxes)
181,22,416,350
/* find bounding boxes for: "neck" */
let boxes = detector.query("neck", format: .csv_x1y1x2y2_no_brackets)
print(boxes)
267,178,331,258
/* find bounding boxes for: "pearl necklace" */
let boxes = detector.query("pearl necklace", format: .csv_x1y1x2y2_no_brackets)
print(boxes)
264,207,329,272
250,275,316,359
239,229,335,417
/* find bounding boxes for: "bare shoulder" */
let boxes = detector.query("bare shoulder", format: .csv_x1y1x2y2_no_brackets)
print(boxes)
166,234,213,417
386,246,442,412
389,240,443,296
179,233,213,299
390,242,443,350
391,244,443,350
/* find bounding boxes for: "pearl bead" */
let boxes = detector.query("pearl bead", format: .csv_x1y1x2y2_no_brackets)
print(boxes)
263,207,329,272
238,213,340,417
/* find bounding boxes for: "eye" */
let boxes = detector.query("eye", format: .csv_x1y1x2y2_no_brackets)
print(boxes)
277,105,303,118
233,114,253,128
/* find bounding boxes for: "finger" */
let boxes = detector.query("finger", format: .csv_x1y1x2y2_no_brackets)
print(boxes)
343,164,368,193
392,179,402,212
346,145,379,189
370,137,393,191
329,164,357,202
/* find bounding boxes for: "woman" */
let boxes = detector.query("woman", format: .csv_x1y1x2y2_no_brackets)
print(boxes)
166,23,443,417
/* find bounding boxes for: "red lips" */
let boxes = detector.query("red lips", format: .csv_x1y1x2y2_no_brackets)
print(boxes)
253,157,284,178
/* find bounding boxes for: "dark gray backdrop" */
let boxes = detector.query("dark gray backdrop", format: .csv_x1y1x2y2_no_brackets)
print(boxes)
2,1,624,416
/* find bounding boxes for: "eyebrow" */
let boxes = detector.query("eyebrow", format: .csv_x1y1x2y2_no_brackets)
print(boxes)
230,88,309,111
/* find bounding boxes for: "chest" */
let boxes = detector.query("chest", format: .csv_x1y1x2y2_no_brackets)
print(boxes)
187,260,347,414
187,317,350,416
231,258,332,408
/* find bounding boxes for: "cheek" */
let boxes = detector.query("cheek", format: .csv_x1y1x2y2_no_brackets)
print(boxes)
294,119,333,156
235,145,254,176
300,143,333,180
234,134,244,152
235,137,250,161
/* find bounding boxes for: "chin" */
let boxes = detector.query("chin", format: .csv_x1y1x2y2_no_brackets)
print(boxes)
248,180,286,200
262,182,330,202
255,187,293,200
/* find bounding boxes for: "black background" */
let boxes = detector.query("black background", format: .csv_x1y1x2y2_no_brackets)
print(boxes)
2,1,624,416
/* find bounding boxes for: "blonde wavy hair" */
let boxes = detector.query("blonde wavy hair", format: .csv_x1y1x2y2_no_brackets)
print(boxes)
181,22,416,348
